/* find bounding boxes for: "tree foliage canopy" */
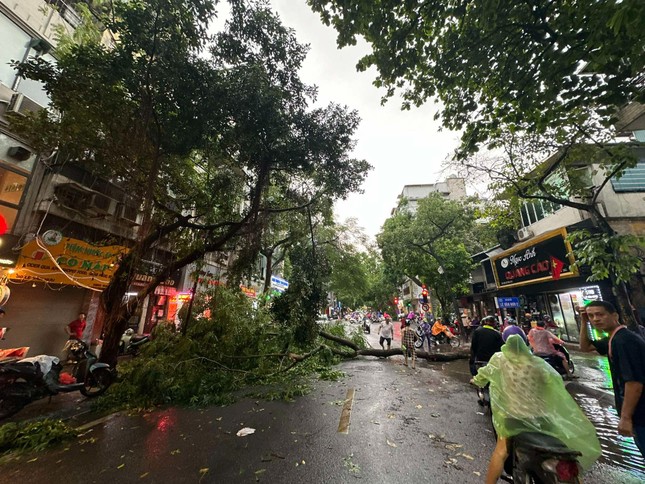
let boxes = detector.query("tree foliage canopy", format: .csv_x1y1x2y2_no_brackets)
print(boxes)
11,0,369,363
378,194,479,315
308,0,645,155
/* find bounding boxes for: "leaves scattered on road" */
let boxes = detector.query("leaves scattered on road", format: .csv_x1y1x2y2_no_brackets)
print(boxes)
343,454,360,474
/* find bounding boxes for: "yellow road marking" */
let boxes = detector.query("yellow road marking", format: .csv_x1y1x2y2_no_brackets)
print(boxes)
337,388,355,434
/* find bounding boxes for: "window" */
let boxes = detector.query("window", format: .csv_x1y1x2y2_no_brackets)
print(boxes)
520,200,562,227
611,161,645,193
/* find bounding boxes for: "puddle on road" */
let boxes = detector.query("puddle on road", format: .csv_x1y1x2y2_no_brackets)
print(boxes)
569,354,645,477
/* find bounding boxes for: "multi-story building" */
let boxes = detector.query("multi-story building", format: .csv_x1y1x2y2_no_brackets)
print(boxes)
391,176,466,215
0,1,189,356
390,176,468,314
463,115,645,342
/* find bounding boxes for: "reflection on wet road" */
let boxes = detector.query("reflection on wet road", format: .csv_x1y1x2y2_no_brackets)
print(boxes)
569,353,645,478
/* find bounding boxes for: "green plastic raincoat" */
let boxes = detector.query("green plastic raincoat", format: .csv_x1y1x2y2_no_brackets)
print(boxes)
473,335,601,470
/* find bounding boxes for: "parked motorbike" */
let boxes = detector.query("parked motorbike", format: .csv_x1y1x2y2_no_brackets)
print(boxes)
0,339,115,420
414,326,431,350
119,329,150,356
362,318,371,334
536,343,575,377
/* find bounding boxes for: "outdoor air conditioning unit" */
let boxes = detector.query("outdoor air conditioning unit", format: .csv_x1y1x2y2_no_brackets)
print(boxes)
517,227,534,242
88,193,117,215
7,93,43,116
118,204,140,225
54,184,93,210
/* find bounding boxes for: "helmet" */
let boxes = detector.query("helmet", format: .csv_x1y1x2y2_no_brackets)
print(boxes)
481,316,498,326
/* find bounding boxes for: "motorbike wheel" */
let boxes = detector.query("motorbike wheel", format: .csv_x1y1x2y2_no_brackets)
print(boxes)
569,359,575,375
0,394,27,420
80,368,114,397
450,337,461,348
414,338,423,349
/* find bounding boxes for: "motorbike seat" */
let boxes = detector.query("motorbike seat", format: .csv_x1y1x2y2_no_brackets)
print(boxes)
1,361,41,376
513,432,580,456
130,335,148,343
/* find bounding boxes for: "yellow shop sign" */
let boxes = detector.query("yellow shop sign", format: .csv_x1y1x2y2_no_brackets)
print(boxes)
8,236,129,290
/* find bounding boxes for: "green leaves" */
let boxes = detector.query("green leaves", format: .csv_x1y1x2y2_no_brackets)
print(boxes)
378,193,479,315
308,0,644,156
568,230,645,285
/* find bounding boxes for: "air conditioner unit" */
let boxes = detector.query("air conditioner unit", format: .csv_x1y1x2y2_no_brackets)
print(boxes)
7,93,43,116
118,204,140,225
7,146,32,161
517,227,534,242
88,193,117,215
54,184,93,210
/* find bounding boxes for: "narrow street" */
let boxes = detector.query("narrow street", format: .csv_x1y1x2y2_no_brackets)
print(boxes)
1,321,643,483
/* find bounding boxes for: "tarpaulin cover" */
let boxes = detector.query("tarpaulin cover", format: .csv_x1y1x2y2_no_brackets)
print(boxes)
473,335,601,470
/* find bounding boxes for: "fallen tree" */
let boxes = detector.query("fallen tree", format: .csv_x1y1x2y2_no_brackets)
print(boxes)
319,331,469,362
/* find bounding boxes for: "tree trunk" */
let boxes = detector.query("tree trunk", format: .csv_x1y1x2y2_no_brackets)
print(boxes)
588,206,639,329
318,331,469,361
263,248,274,293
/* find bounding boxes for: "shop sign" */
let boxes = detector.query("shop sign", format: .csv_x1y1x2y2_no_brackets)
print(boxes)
240,285,256,298
497,297,521,308
491,228,577,290
9,237,128,290
270,275,289,292
581,285,602,303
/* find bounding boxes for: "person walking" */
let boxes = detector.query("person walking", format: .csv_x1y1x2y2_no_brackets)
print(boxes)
378,316,393,350
401,319,418,369
579,301,645,457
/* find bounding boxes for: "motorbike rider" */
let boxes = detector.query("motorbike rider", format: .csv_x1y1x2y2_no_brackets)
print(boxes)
469,316,503,376
527,320,570,376
501,318,527,345
431,318,454,342
470,334,600,484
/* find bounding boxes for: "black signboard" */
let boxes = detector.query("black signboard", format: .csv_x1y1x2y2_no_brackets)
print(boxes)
492,229,577,289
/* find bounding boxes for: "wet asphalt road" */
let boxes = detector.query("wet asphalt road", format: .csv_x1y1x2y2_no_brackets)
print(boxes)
1,323,644,483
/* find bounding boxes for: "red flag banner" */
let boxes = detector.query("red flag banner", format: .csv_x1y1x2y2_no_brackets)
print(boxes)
550,256,565,280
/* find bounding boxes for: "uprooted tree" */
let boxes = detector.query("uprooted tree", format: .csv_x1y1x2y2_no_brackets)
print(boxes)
12,0,369,365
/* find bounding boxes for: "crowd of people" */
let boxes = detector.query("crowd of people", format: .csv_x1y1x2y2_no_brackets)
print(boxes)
360,301,645,482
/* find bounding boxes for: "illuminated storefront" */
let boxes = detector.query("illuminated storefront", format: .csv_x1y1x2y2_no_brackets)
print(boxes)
491,228,609,342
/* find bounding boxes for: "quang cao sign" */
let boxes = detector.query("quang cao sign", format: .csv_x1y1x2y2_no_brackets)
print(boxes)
492,228,577,289
10,236,128,290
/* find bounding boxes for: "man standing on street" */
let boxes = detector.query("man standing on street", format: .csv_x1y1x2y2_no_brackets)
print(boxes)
378,316,393,350
66,312,87,340
579,301,645,457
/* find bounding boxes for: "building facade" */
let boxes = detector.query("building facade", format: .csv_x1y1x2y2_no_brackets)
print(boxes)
464,141,645,342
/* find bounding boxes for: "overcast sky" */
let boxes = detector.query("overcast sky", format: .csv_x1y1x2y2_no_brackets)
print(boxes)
270,1,462,239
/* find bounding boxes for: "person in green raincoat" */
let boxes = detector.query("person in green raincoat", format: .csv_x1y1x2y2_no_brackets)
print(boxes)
471,334,601,484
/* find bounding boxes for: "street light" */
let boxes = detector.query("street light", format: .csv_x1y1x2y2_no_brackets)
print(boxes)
437,266,444,275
